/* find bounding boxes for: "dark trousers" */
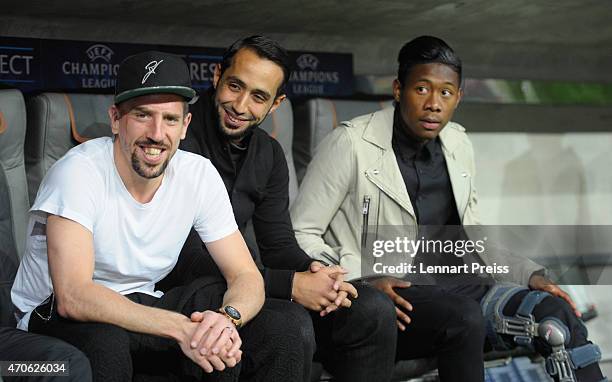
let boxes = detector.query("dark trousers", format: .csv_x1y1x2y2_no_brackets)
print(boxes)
159,244,397,382
310,282,397,382
395,284,489,382
0,327,92,382
395,283,604,382
237,298,315,382
28,277,314,382
158,270,316,382
29,277,239,382
30,278,314,382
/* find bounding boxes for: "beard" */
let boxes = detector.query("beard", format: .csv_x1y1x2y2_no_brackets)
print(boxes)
131,151,170,179
216,116,256,141
130,138,171,179
214,98,275,141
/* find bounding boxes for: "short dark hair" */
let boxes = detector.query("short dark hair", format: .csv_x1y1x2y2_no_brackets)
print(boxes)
221,35,290,97
397,36,462,87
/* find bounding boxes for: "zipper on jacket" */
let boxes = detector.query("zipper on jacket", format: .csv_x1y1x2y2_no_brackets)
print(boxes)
361,195,371,248
319,251,340,266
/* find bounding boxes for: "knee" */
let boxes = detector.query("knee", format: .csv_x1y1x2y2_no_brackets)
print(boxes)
254,300,316,355
283,302,317,354
60,323,131,381
447,298,486,342
462,299,486,335
65,348,93,382
345,283,397,342
350,283,396,328
81,323,131,359
535,296,589,348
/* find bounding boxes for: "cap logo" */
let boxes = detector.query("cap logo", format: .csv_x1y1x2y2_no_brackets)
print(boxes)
142,60,164,84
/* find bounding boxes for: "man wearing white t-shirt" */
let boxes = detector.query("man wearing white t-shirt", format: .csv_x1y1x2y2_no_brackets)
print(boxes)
11,51,269,381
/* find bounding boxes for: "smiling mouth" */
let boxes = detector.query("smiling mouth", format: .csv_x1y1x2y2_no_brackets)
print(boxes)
143,147,162,155
223,108,252,129
137,143,167,162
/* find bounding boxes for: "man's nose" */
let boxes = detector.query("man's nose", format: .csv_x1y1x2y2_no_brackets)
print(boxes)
147,116,165,142
232,92,249,114
424,93,442,112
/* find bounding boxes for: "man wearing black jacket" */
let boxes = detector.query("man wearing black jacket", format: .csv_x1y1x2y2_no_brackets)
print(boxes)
157,36,397,382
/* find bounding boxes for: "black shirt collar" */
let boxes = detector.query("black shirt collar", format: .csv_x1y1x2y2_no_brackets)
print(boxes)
392,105,438,162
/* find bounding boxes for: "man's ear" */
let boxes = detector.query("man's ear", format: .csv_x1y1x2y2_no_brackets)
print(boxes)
180,113,192,140
392,78,402,103
108,105,121,135
455,88,464,110
212,63,222,89
268,94,287,115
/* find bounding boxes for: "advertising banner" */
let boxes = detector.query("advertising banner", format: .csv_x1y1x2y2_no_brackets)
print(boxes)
0,36,353,98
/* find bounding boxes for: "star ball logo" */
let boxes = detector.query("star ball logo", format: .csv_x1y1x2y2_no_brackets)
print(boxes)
291,53,339,96
296,54,319,71
61,43,120,88
85,44,114,62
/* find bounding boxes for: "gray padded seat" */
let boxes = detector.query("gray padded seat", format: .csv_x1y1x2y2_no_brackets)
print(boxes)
0,91,93,382
0,89,28,327
259,98,298,206
25,93,114,204
293,98,392,183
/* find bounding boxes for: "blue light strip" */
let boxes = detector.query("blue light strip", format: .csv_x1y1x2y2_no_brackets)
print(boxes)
0,46,34,51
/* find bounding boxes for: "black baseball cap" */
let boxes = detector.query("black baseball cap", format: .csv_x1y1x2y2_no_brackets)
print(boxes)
114,51,197,104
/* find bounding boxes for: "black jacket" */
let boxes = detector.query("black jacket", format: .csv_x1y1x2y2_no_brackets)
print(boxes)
179,88,313,299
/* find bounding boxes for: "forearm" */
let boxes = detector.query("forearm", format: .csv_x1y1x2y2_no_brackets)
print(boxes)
259,244,314,272
221,270,264,324
56,282,189,342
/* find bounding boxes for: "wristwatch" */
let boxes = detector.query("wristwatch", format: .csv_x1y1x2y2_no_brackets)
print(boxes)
218,305,243,329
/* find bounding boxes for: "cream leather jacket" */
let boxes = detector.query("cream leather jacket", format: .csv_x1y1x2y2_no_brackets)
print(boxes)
291,107,543,284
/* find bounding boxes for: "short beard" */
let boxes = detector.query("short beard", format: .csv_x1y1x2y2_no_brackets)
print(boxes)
216,115,256,141
131,151,169,179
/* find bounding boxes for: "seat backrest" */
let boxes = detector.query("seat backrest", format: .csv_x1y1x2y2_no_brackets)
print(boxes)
259,98,298,206
292,98,392,183
25,93,114,204
0,89,28,327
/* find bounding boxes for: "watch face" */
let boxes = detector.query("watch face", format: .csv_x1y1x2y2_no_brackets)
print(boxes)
224,305,241,320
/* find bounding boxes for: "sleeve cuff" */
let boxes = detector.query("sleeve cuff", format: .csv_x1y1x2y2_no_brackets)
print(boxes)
263,268,295,300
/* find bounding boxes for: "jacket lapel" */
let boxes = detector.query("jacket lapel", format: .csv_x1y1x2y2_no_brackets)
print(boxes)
362,108,416,219
365,153,416,218
440,125,471,221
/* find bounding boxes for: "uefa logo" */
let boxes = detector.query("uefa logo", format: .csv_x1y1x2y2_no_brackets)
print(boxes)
296,54,319,71
86,44,114,62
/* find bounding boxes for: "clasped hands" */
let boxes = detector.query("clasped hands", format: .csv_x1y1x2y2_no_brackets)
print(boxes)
292,261,358,316
179,310,242,373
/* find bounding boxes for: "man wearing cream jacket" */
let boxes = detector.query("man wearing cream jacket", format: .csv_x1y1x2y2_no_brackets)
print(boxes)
292,36,606,382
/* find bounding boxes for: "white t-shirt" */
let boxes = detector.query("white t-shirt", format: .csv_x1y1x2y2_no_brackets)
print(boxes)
11,137,237,330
